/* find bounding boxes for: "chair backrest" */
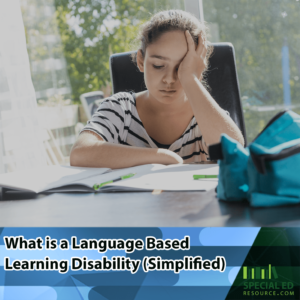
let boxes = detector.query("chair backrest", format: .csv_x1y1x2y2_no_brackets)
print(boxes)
109,43,247,144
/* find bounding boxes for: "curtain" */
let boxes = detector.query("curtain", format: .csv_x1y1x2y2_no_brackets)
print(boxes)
0,0,47,173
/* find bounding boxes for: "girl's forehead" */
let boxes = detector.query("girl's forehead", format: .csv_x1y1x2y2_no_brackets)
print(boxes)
145,30,188,62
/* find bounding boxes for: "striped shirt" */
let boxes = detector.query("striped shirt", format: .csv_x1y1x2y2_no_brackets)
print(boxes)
81,92,210,163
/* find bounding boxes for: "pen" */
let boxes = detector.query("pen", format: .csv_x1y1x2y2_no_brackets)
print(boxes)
93,173,136,190
193,175,218,180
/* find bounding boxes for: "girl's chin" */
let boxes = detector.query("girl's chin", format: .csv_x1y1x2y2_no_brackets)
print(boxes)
156,96,181,105
147,90,184,104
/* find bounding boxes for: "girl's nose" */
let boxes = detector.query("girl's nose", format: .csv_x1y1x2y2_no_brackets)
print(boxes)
162,69,177,84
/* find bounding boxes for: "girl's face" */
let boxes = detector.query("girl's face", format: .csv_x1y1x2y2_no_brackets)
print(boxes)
137,30,190,105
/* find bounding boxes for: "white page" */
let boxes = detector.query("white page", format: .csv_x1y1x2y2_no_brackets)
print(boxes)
0,166,110,193
70,164,167,191
101,164,219,192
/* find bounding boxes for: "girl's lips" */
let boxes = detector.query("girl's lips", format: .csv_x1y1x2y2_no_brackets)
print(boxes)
160,90,176,93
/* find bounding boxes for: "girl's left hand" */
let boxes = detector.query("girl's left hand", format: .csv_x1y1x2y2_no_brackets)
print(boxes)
178,30,208,84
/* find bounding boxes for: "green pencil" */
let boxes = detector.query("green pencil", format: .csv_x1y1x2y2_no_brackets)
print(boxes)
193,174,218,180
93,173,136,191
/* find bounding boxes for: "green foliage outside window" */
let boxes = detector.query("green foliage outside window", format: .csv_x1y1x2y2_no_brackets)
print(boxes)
204,0,300,142
54,0,184,102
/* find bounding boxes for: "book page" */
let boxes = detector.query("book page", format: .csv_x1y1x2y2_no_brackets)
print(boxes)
0,166,110,193
101,164,219,192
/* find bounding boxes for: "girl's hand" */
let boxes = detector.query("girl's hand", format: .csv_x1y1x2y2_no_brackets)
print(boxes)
178,30,208,84
157,149,183,165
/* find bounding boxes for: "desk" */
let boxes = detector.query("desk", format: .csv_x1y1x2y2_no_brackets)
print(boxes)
1,188,300,227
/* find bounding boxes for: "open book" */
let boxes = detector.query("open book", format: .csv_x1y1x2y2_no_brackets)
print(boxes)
0,164,219,193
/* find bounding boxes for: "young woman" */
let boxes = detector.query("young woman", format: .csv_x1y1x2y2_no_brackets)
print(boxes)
70,10,244,169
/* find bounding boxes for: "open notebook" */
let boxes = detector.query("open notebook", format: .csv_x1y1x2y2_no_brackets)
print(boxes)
0,164,219,193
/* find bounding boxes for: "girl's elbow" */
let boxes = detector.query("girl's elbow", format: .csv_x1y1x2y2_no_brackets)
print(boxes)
236,132,245,147
70,146,82,167
69,141,107,168
239,136,245,147
70,142,88,167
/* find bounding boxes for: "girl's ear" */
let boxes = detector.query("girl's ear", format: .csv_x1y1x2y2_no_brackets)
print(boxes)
136,50,145,72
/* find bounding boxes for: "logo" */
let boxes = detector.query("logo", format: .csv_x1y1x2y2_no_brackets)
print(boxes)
241,264,294,298
243,264,278,280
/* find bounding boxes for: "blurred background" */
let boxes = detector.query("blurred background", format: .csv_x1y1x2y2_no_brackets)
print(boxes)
203,0,300,142
1,0,300,172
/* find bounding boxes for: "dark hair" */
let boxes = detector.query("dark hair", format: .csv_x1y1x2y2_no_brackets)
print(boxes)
132,10,213,87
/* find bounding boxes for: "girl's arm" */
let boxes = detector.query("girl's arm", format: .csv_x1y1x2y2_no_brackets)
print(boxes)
178,31,244,147
70,131,183,168
181,75,244,146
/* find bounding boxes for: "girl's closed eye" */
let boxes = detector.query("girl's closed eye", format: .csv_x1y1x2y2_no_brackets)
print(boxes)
153,65,179,70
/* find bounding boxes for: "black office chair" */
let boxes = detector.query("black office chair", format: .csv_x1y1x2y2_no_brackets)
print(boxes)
109,42,247,145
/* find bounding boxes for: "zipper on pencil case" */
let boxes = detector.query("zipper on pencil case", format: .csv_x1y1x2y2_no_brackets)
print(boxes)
251,142,300,174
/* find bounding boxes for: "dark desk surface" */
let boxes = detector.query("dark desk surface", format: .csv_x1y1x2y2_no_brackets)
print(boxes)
1,188,300,227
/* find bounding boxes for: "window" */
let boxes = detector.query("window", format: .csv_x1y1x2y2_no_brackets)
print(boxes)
203,0,300,142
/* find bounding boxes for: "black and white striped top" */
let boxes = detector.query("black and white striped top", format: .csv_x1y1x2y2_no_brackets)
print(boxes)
81,92,209,163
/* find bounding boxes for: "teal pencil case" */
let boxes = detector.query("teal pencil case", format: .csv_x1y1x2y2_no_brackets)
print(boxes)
249,138,300,207
209,134,249,201
209,110,300,207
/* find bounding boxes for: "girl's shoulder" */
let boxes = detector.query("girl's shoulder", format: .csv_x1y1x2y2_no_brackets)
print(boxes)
100,91,136,111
